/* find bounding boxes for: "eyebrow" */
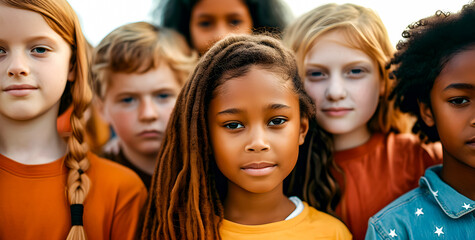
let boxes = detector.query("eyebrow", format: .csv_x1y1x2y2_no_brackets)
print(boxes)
216,104,290,116
443,83,474,91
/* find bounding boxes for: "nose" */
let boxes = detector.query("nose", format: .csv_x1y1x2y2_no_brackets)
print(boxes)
138,97,159,122
7,52,29,77
211,22,233,44
325,76,347,101
245,127,270,153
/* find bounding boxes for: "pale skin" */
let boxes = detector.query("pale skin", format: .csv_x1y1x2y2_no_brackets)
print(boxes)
0,5,72,164
208,66,309,224
99,64,181,175
304,30,383,151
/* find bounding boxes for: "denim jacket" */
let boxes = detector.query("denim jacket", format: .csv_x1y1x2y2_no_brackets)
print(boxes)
365,165,475,239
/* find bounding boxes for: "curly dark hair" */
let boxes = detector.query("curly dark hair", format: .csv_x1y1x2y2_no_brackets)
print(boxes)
389,1,475,142
153,0,291,47
141,34,340,239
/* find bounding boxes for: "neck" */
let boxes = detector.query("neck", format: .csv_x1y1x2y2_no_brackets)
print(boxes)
441,149,475,201
223,182,295,225
0,108,66,165
120,142,157,175
333,126,372,151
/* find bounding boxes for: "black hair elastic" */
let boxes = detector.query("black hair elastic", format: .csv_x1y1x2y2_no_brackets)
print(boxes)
77,169,84,175
70,204,84,226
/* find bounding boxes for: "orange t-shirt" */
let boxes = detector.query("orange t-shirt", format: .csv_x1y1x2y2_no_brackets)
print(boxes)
332,133,442,240
0,152,148,240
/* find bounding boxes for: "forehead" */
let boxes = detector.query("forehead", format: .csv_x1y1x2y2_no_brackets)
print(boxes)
434,47,475,89
213,66,296,103
305,30,373,64
192,0,249,16
106,63,180,93
0,5,62,42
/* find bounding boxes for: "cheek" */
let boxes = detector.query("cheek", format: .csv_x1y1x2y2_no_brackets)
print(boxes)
304,82,324,106
106,107,137,136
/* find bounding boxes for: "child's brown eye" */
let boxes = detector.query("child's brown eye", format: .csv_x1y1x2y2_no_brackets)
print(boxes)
268,118,286,126
448,97,469,105
225,122,244,129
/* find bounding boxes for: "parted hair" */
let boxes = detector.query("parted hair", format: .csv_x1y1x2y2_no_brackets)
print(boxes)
283,3,409,134
389,1,475,142
1,0,92,239
141,34,339,240
92,21,197,98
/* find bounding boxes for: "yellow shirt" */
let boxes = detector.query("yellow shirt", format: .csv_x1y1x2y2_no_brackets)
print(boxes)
220,201,352,239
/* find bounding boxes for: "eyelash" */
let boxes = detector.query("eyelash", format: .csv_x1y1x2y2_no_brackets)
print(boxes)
448,97,469,106
223,117,288,130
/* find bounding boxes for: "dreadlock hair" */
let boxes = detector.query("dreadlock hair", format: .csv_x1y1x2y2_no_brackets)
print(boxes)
389,1,475,143
141,34,339,239
1,0,92,239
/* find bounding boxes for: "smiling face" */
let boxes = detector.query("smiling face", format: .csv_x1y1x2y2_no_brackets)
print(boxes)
207,66,308,195
419,47,475,169
0,5,72,122
190,0,253,54
101,63,181,157
303,30,381,150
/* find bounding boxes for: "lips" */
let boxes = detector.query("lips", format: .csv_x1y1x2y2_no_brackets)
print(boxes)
3,84,38,97
466,137,475,146
321,107,353,117
241,162,277,176
138,130,163,139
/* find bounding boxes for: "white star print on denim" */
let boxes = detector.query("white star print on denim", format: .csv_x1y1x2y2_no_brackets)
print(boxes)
365,165,475,240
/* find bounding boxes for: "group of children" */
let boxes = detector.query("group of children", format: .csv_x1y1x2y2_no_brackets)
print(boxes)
0,0,473,239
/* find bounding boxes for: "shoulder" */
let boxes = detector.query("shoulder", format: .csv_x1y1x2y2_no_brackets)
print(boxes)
304,203,352,239
367,187,430,239
87,152,147,194
386,133,442,162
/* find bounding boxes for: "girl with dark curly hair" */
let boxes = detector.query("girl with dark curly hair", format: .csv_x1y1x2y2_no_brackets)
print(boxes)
366,2,475,239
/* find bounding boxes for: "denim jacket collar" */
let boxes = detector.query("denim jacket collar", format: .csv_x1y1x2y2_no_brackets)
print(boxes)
420,165,475,219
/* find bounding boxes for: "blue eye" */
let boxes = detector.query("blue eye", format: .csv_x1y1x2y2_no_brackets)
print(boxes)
120,97,135,103
32,47,48,54
0,48,6,54
448,97,469,106
224,122,244,129
156,93,172,99
268,118,286,126
349,68,363,74
306,69,326,82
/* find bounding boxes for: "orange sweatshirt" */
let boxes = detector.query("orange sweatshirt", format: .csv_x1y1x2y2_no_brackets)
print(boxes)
0,152,147,240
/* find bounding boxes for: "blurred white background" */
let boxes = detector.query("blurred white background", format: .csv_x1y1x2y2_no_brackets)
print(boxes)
68,0,472,47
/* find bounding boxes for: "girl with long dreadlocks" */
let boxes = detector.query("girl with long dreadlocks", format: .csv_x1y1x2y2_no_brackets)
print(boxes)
141,34,351,239
0,0,147,239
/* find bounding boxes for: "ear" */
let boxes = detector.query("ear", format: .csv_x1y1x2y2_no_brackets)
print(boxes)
95,97,111,124
298,117,309,145
379,76,386,97
418,100,435,127
67,62,75,82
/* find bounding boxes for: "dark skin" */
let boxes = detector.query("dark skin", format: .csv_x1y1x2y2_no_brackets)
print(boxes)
207,67,309,225
419,47,475,201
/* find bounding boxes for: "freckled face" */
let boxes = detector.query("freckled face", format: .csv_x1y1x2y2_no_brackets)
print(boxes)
190,0,253,54
101,64,181,156
207,66,309,194
303,31,381,143
0,6,72,122
421,48,475,168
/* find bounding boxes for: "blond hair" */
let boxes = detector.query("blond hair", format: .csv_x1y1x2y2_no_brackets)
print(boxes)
1,0,92,239
284,3,409,133
92,22,197,98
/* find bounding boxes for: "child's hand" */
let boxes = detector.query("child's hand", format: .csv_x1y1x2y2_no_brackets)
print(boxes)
103,137,120,155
